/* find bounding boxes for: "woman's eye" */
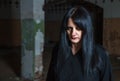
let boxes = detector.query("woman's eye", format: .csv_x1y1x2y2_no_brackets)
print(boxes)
76,27,81,30
66,27,72,30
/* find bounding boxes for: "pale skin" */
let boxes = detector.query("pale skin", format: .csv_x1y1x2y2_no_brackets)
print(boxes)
66,18,83,55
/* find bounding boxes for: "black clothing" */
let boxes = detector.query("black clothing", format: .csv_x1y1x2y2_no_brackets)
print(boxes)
46,44,113,81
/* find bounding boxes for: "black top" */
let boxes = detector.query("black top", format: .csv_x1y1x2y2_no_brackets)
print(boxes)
46,44,113,81
56,50,84,81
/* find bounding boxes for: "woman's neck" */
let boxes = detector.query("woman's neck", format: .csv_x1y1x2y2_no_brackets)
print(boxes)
72,43,81,55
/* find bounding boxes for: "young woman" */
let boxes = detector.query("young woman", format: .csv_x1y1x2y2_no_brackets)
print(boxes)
46,6,113,81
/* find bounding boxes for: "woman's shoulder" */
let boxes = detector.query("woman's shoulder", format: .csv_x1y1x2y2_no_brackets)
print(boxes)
95,44,109,60
94,44,111,70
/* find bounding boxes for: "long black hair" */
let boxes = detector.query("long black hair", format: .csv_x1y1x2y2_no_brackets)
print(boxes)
57,6,95,78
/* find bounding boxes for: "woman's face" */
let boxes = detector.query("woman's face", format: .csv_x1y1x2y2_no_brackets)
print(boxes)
66,18,83,44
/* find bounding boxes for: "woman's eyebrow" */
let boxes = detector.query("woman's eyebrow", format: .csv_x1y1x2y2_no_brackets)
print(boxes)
67,26,72,28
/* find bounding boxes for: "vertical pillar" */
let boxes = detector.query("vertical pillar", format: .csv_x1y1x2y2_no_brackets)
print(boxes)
20,0,44,80
21,0,34,80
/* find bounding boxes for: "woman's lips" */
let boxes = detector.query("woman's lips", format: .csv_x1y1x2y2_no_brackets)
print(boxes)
72,37,78,39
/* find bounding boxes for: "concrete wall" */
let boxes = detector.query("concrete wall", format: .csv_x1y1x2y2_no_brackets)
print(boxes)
103,18,120,55
45,21,61,42
0,19,21,47
0,0,20,47
84,0,120,18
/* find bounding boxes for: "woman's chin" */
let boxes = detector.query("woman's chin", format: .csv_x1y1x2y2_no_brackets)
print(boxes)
71,40,80,44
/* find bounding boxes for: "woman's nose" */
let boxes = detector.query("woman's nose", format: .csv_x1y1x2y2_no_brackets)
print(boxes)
71,28,76,36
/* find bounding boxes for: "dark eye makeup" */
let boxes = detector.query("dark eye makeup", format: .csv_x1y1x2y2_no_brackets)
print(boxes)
66,26,82,31
66,26,72,30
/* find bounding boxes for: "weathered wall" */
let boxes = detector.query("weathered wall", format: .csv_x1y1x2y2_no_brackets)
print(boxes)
45,21,61,42
103,18,120,55
0,0,20,47
0,19,21,47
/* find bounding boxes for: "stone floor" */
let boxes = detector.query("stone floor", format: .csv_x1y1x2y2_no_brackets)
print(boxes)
0,47,31,81
0,46,120,81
